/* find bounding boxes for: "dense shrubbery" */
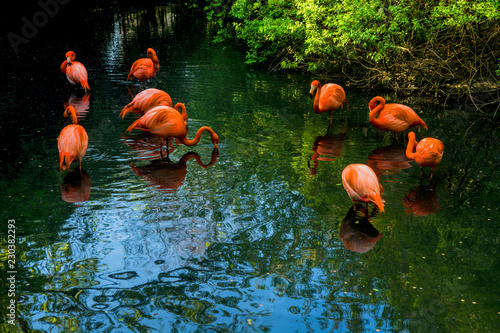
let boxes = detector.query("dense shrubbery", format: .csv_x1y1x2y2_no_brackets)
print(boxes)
203,0,500,98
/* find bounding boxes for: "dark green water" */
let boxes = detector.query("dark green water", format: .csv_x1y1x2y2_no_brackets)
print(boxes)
1,3,499,333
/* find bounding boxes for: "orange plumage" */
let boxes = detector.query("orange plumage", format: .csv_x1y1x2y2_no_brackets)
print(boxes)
126,105,218,158
342,164,385,213
406,132,444,180
60,51,90,93
119,88,172,118
58,106,88,172
369,96,427,136
127,48,159,82
309,80,348,123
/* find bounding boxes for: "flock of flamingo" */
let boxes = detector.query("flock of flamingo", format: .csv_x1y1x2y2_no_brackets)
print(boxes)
58,48,444,216
309,80,444,215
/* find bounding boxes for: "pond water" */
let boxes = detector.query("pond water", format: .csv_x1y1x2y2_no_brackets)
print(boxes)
1,3,499,333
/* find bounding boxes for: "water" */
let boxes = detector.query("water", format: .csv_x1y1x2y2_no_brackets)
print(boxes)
1,3,499,332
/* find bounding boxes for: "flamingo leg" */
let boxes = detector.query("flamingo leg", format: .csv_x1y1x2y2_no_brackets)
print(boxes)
166,137,170,158
159,141,164,159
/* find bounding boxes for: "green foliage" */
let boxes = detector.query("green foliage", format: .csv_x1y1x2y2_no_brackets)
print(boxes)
204,0,500,92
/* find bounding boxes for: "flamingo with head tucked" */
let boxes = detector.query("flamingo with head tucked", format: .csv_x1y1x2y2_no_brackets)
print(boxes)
127,48,160,83
60,51,90,93
369,96,427,139
406,132,444,180
126,105,218,158
309,80,348,123
342,164,385,213
119,88,173,118
58,106,88,172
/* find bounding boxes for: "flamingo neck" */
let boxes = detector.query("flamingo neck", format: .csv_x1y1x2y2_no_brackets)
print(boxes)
313,83,321,113
179,127,218,147
406,133,418,159
368,97,385,123
65,107,78,124
174,103,188,122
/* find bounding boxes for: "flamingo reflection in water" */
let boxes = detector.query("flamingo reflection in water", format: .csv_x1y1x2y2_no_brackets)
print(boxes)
403,184,440,217
61,169,91,204
367,144,413,179
308,125,346,175
64,92,90,119
130,150,219,192
340,205,383,253
124,135,218,192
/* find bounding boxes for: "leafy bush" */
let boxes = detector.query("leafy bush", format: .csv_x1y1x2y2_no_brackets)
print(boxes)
204,0,500,95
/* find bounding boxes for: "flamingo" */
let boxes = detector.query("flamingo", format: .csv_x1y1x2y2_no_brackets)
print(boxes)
60,51,90,93
58,106,88,172
309,80,348,123
127,48,160,83
406,132,444,180
126,105,219,158
119,88,173,118
341,164,385,213
368,96,427,139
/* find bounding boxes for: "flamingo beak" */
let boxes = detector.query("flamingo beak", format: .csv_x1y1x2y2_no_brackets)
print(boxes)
309,86,315,99
67,57,71,64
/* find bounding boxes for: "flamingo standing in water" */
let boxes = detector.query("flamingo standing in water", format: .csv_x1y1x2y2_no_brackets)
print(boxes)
368,96,427,139
119,88,172,118
127,48,160,83
119,89,188,122
126,105,219,158
60,51,90,93
406,132,444,180
309,80,348,123
342,164,385,213
58,106,88,172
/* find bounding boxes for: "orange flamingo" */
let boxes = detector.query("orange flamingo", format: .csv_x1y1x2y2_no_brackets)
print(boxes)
406,132,444,180
342,164,385,213
60,51,90,93
127,48,159,83
368,96,427,138
119,88,173,118
58,106,88,172
309,80,348,123
126,106,219,158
